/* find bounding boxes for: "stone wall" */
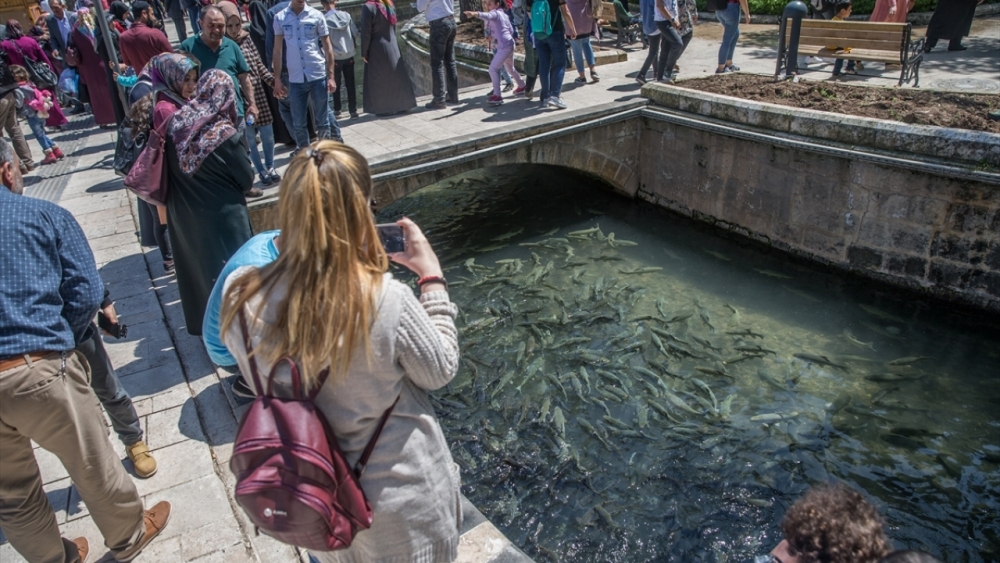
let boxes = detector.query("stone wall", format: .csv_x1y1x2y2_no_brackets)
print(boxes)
636,97,1000,311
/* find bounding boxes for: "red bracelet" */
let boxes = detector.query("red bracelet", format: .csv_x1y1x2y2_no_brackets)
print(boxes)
416,276,448,290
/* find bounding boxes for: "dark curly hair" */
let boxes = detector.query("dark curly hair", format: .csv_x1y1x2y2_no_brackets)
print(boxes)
781,483,892,563
879,551,944,563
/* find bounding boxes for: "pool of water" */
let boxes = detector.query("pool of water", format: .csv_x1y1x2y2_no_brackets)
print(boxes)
376,165,1000,563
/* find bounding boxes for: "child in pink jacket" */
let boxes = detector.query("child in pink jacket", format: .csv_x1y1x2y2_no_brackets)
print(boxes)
465,0,525,105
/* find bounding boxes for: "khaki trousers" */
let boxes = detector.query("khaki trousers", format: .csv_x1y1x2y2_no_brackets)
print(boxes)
0,351,144,563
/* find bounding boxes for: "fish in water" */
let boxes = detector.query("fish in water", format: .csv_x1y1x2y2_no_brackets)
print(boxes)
619,267,663,275
491,228,524,241
750,412,799,422
842,329,876,351
827,392,852,413
663,249,682,261
704,249,731,261
865,373,924,382
880,433,923,450
753,268,792,279
887,356,933,366
552,407,566,437
793,353,848,371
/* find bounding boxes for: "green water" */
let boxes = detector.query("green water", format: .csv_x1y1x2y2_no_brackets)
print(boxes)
376,165,1000,563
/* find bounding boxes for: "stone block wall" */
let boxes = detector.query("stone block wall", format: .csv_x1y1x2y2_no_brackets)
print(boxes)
637,116,1000,311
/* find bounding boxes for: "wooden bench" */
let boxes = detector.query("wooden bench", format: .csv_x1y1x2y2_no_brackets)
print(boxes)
778,20,925,87
599,1,646,49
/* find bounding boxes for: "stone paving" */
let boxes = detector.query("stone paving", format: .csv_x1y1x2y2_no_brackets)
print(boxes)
0,10,996,563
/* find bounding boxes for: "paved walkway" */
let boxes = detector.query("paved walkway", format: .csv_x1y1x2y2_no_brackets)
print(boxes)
0,12,996,563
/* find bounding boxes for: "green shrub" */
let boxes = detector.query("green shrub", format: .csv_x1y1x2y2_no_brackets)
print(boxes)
695,0,996,16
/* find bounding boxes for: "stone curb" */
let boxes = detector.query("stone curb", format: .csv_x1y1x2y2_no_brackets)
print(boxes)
641,81,1000,168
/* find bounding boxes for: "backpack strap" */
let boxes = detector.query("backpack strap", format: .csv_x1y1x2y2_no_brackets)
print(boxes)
354,395,400,478
237,307,267,397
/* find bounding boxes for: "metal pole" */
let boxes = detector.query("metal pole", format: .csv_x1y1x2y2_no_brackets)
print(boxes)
781,0,808,78
90,0,130,111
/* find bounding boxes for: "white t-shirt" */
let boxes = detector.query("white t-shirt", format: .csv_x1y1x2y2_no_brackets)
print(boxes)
273,4,330,83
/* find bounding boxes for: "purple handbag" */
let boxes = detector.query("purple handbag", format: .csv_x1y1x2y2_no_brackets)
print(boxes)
124,113,172,206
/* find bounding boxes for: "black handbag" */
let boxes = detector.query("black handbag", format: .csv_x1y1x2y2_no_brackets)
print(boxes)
113,117,146,177
11,42,57,90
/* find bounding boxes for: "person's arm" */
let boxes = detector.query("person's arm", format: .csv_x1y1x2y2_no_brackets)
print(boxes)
156,28,174,53
560,2,577,38
246,43,274,87
226,135,256,192
54,210,104,344
271,27,286,97
238,72,257,118
321,35,337,93
740,0,750,23
391,218,459,391
655,0,669,19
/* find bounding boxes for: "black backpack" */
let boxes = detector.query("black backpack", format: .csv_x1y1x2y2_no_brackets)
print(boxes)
0,48,18,98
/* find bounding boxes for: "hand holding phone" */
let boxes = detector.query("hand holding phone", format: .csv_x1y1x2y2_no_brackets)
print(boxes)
386,218,444,280
376,223,407,254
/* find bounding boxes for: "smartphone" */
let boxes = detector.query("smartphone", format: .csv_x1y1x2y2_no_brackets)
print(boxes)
97,311,128,339
376,223,406,254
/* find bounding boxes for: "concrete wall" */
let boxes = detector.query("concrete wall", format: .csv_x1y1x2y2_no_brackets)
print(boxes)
638,87,1000,311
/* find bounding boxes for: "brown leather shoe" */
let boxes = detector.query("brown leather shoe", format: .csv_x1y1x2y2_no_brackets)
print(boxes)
115,501,171,562
71,537,89,563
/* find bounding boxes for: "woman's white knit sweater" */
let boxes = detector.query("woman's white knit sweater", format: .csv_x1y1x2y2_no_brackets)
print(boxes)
223,270,462,563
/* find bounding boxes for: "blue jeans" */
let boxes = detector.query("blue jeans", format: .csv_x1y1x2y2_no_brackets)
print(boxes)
536,32,567,101
716,2,741,65
187,5,201,35
654,21,685,79
569,37,596,74
244,123,275,175
288,78,340,149
26,115,54,151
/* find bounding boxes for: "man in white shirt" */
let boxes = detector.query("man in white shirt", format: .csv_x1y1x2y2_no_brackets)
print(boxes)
272,0,342,148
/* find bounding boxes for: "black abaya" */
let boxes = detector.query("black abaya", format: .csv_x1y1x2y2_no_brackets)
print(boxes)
926,0,978,44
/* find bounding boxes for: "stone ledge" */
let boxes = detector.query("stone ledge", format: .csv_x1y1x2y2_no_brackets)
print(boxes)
641,81,1000,168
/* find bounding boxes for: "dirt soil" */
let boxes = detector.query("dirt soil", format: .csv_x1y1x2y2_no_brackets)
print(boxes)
674,74,1000,133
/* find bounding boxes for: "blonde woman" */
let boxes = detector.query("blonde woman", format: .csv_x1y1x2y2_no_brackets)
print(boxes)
219,141,462,563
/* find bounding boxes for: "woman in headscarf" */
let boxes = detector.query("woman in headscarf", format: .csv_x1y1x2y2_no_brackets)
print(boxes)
68,4,119,125
220,1,280,187
165,69,256,335
108,0,131,32
2,20,69,129
360,0,416,115
129,53,200,275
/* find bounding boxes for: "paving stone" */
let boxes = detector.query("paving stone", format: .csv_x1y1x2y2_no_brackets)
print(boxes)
134,439,217,498
146,403,206,450
143,475,242,546
118,363,189,404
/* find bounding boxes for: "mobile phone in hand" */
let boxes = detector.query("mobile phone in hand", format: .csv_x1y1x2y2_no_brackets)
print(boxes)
97,311,128,339
376,223,406,254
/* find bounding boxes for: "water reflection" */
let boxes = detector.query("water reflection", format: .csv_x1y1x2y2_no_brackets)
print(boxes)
377,165,1000,563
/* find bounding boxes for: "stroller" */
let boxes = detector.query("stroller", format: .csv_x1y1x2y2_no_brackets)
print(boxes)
57,67,80,110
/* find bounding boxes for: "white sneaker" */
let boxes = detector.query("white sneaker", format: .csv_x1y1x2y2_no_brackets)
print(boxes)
548,97,567,109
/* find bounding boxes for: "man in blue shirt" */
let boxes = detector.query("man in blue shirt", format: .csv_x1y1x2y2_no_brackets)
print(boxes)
0,138,171,563
272,0,342,148
202,231,281,398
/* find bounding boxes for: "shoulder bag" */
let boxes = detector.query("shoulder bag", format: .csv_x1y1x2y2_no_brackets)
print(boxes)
124,106,172,206
11,41,57,90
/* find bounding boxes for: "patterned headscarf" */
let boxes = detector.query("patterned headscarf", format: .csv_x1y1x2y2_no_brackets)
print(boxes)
366,0,396,26
142,53,199,99
168,69,240,176
5,20,24,39
73,7,97,48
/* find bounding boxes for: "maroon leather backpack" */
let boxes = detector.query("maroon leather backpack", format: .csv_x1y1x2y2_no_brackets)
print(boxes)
229,310,397,551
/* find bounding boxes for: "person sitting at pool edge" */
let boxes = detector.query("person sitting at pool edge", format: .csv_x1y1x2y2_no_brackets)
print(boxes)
767,482,892,563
